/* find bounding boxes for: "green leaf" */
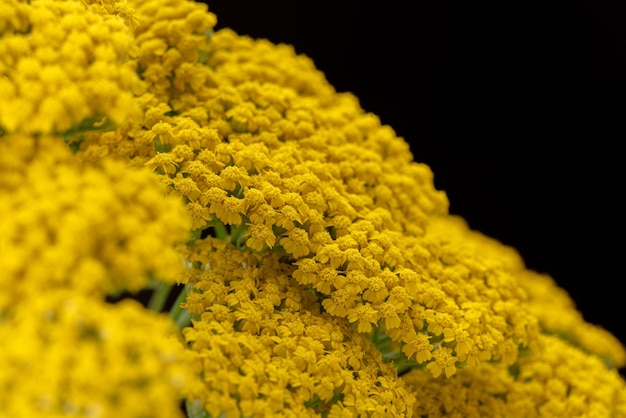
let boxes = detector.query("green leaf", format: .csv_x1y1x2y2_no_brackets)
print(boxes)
63,114,117,144
147,281,173,312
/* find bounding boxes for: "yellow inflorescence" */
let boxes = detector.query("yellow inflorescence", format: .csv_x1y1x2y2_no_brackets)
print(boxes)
0,0,142,134
519,269,626,368
0,291,195,418
77,0,542,374
2,0,625,416
0,134,191,305
181,238,415,417
402,334,626,417
0,131,196,416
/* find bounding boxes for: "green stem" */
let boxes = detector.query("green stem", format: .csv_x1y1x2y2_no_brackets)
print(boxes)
186,398,211,418
229,223,248,248
395,358,422,376
176,309,192,329
211,216,228,241
170,284,192,324
145,277,161,290
147,281,172,312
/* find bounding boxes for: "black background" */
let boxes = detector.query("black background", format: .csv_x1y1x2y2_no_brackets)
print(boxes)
203,1,625,351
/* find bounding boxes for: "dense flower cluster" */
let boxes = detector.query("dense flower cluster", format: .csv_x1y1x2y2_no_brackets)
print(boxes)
519,270,626,368
0,0,142,134
76,2,542,376
0,134,190,304
0,131,196,417
1,0,625,417
0,291,195,418
403,335,626,417
181,237,416,417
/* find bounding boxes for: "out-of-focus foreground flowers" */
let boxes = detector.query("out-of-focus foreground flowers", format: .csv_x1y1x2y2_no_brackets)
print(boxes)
1,0,625,416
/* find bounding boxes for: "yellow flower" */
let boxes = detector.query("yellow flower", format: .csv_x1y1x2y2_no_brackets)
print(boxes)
245,223,277,251
0,0,141,134
180,238,416,416
0,135,191,306
186,201,212,229
212,195,245,225
346,304,380,333
427,347,458,378
443,324,474,360
403,335,626,417
69,0,617,381
0,291,195,418
322,289,359,317
280,227,311,258
7,5,622,418
402,332,434,363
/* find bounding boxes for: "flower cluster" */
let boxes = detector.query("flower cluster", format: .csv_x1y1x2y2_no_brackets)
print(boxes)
0,134,190,304
76,3,543,377
180,237,415,417
0,131,196,417
0,2,198,415
0,291,194,418
2,0,626,417
402,334,626,417
519,269,626,368
0,0,142,134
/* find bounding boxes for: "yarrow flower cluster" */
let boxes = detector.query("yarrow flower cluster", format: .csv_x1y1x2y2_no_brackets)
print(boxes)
402,334,626,417
1,0,625,417
0,291,194,418
0,0,141,134
0,135,197,415
0,135,190,301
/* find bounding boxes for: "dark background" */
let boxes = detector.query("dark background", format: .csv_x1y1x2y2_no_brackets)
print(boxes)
203,1,625,351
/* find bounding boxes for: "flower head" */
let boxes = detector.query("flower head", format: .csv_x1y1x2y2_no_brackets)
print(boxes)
0,291,196,418
0,134,191,306
0,0,142,134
